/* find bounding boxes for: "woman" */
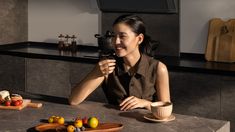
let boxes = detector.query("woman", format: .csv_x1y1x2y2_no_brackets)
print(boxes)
69,14,170,111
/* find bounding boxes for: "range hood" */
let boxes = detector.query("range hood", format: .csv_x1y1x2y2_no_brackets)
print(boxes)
97,0,178,13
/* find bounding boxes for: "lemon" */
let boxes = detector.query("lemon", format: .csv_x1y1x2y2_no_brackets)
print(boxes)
88,117,99,128
74,119,83,128
48,117,54,123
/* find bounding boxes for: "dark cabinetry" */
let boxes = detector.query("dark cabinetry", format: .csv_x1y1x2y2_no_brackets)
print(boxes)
170,71,235,131
0,55,25,91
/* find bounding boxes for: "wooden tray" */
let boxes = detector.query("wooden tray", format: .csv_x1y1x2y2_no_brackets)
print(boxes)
0,99,31,110
35,123,123,132
205,18,235,63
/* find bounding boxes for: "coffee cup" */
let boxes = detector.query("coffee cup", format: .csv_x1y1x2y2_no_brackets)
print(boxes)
150,101,173,119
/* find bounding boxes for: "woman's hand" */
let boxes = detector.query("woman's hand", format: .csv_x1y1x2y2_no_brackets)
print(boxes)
119,96,152,111
97,59,116,76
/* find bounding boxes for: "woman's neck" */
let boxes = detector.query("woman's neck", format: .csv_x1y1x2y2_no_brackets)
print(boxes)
123,50,141,70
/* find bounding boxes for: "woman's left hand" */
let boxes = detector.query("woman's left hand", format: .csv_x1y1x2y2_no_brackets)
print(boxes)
119,96,151,111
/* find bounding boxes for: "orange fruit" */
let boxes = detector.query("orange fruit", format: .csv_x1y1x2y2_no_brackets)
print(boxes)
67,125,75,132
57,117,65,125
88,117,99,128
74,119,83,128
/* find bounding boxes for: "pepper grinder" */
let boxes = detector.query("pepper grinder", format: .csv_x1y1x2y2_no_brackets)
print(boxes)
71,35,77,52
64,34,70,51
58,34,64,50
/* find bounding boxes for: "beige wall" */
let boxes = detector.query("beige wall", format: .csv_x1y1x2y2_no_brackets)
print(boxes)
2,0,235,53
28,0,100,45
180,0,235,54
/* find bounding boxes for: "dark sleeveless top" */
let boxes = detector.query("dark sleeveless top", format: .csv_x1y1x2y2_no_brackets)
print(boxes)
102,54,159,105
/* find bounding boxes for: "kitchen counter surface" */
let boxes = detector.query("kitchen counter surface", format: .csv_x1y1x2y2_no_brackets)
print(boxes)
0,41,235,75
0,91,230,132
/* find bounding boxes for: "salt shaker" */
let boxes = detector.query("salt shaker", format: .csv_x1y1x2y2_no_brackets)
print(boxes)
58,34,64,50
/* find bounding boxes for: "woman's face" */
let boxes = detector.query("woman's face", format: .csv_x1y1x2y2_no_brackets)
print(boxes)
112,23,143,57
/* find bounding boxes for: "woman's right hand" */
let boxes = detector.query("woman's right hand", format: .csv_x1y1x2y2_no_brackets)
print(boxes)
97,59,116,76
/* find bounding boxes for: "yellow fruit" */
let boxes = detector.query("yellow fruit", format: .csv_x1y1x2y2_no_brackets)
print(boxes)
53,116,60,123
48,117,54,123
74,119,83,128
88,117,99,128
67,125,75,132
57,117,65,124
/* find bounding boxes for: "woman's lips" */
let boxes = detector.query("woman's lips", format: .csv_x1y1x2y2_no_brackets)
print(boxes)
115,45,125,50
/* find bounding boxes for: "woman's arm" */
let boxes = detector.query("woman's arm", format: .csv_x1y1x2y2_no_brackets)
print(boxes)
155,61,171,102
69,59,116,105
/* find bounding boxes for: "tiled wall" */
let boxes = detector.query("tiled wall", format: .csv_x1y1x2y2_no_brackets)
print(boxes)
0,0,28,45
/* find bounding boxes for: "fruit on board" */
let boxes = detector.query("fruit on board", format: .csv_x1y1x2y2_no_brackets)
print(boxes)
48,117,54,123
57,117,65,125
11,94,23,102
74,119,83,128
67,125,75,132
12,100,23,106
5,100,11,106
53,116,60,123
48,116,64,124
18,100,23,105
82,117,88,126
13,100,21,106
88,117,99,128
0,91,24,107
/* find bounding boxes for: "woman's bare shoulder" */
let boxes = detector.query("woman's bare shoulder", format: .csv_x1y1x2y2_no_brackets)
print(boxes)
156,61,168,75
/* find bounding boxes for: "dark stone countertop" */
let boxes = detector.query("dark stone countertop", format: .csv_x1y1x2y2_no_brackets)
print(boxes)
0,41,100,63
0,41,235,75
0,91,230,132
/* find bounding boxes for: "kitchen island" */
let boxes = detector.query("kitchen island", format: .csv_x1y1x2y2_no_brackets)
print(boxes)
0,91,230,132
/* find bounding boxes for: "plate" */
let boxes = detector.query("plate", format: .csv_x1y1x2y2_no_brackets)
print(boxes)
35,123,64,132
35,123,123,132
144,113,175,122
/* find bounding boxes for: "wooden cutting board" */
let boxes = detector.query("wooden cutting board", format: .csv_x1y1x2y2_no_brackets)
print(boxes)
205,18,235,63
0,99,31,110
35,123,123,132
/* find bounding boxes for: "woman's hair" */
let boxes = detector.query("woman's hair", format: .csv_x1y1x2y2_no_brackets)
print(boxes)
112,14,158,57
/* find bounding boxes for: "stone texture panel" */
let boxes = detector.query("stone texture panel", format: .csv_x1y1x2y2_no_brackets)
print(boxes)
26,58,71,98
0,0,28,44
0,55,25,91
26,59,107,102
